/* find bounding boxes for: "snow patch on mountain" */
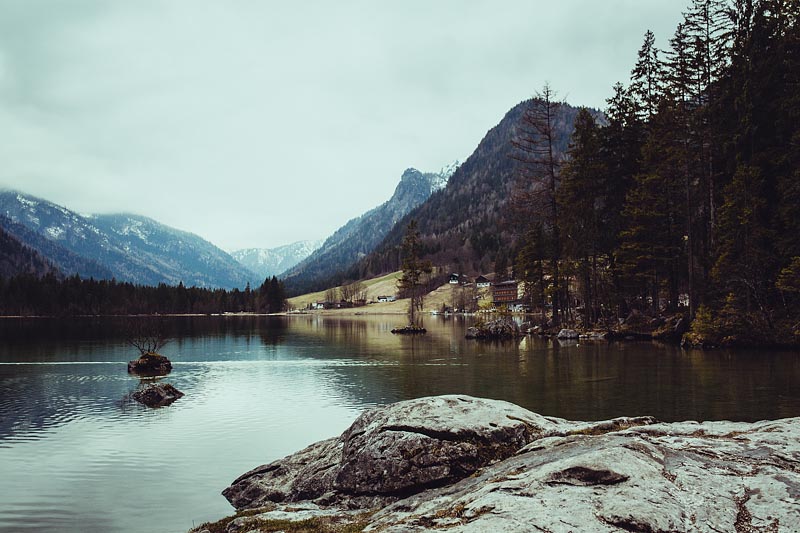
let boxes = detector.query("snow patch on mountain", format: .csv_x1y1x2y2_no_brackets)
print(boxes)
45,226,65,240
232,239,324,280
0,191,256,289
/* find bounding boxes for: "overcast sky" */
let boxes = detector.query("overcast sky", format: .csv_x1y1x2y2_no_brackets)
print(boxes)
0,1,686,251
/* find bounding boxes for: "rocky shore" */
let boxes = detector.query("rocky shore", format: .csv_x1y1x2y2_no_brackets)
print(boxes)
193,395,800,533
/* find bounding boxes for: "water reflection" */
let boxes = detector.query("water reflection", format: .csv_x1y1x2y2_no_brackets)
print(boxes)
0,315,799,533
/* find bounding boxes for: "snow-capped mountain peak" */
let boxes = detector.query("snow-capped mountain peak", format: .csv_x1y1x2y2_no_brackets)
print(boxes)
231,239,324,280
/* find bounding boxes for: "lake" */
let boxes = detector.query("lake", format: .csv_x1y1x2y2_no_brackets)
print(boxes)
1,315,799,533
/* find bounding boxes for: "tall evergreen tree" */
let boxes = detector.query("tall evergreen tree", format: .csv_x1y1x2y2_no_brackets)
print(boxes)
511,83,565,325
397,220,431,326
558,108,604,325
630,30,664,120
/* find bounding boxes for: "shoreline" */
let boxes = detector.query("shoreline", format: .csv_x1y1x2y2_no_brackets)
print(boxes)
192,395,800,533
1,310,798,350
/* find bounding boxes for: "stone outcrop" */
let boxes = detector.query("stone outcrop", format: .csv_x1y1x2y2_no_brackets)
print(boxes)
223,396,561,510
557,328,579,339
127,352,172,376
202,395,800,533
132,382,184,407
465,318,521,339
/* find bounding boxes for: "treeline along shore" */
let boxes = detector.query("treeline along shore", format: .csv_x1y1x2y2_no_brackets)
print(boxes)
0,274,287,316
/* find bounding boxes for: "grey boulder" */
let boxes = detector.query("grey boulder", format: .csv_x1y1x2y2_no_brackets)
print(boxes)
223,395,564,509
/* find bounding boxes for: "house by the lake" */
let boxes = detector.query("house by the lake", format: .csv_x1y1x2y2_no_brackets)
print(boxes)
376,295,396,303
492,280,520,309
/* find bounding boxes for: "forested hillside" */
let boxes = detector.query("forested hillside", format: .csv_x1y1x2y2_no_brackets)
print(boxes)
0,222,57,279
338,101,578,279
283,166,454,295
342,101,584,281
346,0,800,346
0,192,255,289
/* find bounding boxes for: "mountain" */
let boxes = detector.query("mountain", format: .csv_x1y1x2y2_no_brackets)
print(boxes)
0,191,255,289
0,213,112,279
345,99,585,281
232,239,323,281
0,220,58,279
282,163,457,294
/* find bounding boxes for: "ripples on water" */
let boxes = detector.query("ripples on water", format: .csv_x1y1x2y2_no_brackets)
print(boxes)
0,315,799,532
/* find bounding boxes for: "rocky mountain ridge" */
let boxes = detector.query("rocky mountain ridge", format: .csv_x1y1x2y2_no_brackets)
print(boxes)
282,163,457,295
0,191,255,289
347,99,587,281
232,239,323,281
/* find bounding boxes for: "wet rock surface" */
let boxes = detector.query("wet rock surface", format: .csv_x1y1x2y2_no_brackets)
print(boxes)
208,396,800,533
465,318,521,339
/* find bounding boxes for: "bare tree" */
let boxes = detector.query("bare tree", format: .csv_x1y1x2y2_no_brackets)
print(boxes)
340,281,367,304
325,287,339,304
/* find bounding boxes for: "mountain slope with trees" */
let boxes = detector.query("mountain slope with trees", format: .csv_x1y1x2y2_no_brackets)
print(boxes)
282,165,455,295
341,0,799,346
343,100,585,282
0,214,112,279
0,221,58,279
0,191,255,289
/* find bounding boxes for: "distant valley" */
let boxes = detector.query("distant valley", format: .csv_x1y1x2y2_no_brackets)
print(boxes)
232,240,323,281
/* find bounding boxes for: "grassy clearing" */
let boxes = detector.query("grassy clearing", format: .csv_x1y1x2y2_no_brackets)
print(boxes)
287,272,493,318
287,271,403,311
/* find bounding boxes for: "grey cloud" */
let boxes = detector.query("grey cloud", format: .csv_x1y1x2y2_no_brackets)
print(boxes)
0,1,685,250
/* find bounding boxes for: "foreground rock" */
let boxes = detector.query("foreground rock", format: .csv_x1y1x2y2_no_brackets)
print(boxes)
222,396,561,511
132,383,184,407
127,352,172,376
199,396,800,533
465,318,521,339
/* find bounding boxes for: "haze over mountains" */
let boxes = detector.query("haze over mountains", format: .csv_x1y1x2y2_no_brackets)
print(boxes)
1,96,578,295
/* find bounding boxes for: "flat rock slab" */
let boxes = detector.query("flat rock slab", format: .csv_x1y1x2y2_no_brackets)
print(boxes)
212,396,800,533
368,419,800,532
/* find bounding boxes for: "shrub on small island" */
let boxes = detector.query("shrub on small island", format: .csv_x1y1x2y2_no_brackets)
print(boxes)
125,318,173,376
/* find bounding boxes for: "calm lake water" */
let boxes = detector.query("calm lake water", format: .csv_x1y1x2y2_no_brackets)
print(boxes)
1,315,799,533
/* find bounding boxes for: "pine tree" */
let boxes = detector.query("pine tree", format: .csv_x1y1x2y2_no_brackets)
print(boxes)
713,164,775,325
630,30,664,120
558,108,604,325
511,83,565,325
397,220,431,326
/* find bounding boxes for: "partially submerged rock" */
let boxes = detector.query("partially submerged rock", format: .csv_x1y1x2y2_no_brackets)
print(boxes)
132,382,184,407
127,352,172,376
391,325,427,334
206,396,800,533
557,328,579,339
465,318,521,339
